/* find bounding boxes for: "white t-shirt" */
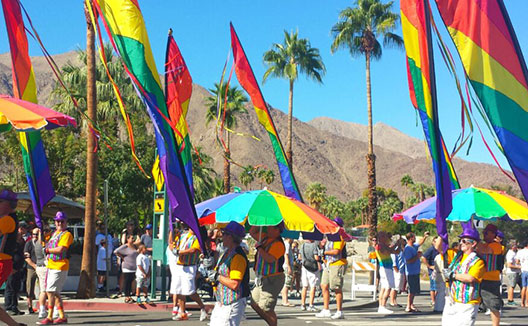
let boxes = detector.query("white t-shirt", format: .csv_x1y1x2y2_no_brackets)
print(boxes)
136,253,151,278
516,248,528,272
97,247,107,272
505,249,520,274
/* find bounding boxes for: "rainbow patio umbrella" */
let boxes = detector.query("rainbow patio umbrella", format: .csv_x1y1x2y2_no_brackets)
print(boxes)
393,186,528,224
0,95,76,132
196,189,340,237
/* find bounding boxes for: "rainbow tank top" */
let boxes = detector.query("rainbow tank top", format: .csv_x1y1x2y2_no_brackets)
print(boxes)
214,248,249,305
177,233,200,266
449,252,481,304
375,245,393,269
47,231,67,262
255,238,284,276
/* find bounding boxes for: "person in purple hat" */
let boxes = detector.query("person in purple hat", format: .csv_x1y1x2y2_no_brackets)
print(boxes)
316,217,347,320
38,211,73,325
210,221,249,326
442,228,485,326
476,224,503,326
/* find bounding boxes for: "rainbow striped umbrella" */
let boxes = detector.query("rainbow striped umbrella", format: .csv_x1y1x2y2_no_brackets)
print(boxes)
0,95,76,132
196,189,340,235
393,186,528,224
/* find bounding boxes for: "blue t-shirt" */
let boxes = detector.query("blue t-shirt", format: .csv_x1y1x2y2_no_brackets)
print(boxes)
403,244,421,275
423,246,439,275
392,252,406,273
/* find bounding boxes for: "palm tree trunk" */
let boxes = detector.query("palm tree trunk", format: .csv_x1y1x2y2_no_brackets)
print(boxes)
286,79,294,170
77,4,97,299
223,131,230,194
365,52,378,240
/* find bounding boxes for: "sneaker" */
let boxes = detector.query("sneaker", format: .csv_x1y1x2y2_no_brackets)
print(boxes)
137,297,142,304
315,309,332,318
377,306,394,314
200,308,208,321
172,313,188,321
172,309,179,317
485,309,491,315
507,301,519,306
331,311,344,319
36,318,54,325
53,318,68,324
38,310,48,319
145,297,151,304
300,305,306,311
53,311,60,320
307,305,318,312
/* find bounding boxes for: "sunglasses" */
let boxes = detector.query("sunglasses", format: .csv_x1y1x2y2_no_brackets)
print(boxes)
32,233,38,236
460,238,475,245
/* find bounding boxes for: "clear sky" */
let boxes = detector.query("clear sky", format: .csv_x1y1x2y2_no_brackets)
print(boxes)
1,0,527,172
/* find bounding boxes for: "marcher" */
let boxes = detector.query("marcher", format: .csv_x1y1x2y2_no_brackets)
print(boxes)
250,225,286,326
423,236,440,307
135,244,151,304
97,239,108,293
476,224,503,326
403,231,429,312
441,228,485,326
210,221,250,326
281,238,296,307
38,211,73,325
0,189,27,326
390,237,407,308
375,231,401,314
114,234,138,304
515,240,528,307
316,217,348,320
300,239,321,312
504,240,521,306
23,228,41,314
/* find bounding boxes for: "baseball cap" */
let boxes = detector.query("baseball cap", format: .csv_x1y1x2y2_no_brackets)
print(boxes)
54,211,67,221
145,224,153,230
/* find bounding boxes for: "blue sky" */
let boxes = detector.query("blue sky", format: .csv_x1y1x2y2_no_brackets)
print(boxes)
1,0,527,171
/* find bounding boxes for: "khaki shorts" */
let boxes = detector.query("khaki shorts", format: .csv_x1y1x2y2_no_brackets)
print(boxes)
321,264,346,291
251,273,285,312
284,272,293,288
26,268,38,299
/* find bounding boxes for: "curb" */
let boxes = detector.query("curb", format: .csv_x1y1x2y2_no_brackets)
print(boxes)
62,301,213,312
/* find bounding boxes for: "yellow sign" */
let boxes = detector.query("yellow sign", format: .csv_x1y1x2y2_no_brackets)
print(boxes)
152,156,164,191
154,198,165,213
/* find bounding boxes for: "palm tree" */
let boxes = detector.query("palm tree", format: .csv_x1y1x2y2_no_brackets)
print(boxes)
304,182,327,211
205,82,248,193
331,0,403,239
192,148,217,203
239,165,256,190
263,30,325,169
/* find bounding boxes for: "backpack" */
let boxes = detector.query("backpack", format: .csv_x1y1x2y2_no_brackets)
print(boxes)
302,243,319,272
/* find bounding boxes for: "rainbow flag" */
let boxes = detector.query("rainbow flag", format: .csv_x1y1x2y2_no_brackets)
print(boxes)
230,23,302,201
93,0,204,250
164,30,193,196
435,0,528,200
2,0,54,228
401,0,457,250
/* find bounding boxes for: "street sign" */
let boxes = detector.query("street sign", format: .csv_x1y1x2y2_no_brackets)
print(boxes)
152,156,164,191
154,198,164,213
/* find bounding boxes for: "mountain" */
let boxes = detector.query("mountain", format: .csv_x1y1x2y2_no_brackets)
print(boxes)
0,51,519,201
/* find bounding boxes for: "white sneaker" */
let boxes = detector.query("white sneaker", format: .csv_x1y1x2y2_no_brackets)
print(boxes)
315,309,332,318
200,308,209,321
300,305,306,311
331,311,344,319
485,309,491,315
308,305,318,312
377,306,394,314
52,310,60,319
38,310,48,319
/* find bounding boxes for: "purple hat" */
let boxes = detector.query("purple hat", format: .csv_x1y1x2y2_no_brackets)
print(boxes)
0,189,17,202
223,221,245,239
334,217,344,227
484,223,498,235
497,231,505,239
459,228,480,242
54,211,67,221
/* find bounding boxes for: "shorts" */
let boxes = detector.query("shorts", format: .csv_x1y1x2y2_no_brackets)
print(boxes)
480,280,503,312
392,270,405,291
26,268,38,299
442,300,478,326
170,264,197,295
251,273,284,312
379,267,395,289
301,266,320,289
136,276,150,289
0,259,13,287
521,272,528,288
284,272,293,288
36,266,47,293
505,273,521,288
210,297,247,326
97,270,107,276
430,277,437,291
45,269,68,293
407,274,421,294
321,264,346,291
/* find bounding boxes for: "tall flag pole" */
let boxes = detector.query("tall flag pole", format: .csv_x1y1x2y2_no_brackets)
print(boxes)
401,0,456,251
92,0,204,251
230,23,303,201
2,0,55,228
163,29,194,196
435,0,528,201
